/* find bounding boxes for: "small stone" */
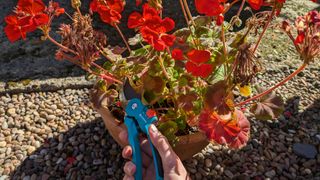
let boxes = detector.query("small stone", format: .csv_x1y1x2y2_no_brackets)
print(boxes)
205,159,212,168
76,154,84,161
93,159,103,165
47,115,56,121
30,174,37,180
41,173,50,180
293,143,317,159
0,141,7,148
224,170,233,178
303,168,312,175
2,122,8,129
23,176,31,180
265,170,276,178
7,108,16,116
34,141,41,148
27,146,36,155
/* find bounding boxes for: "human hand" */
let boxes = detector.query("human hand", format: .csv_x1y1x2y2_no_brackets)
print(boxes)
119,124,190,180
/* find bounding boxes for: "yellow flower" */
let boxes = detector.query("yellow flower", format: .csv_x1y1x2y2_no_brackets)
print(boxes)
239,84,252,97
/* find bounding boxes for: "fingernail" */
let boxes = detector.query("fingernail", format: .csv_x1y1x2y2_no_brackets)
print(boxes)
150,124,158,133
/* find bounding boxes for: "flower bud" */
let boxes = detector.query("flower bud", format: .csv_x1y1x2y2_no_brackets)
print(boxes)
71,0,81,9
281,20,291,32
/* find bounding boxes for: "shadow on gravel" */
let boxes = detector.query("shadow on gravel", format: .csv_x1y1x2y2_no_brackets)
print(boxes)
10,97,319,179
10,118,124,180
1,0,257,82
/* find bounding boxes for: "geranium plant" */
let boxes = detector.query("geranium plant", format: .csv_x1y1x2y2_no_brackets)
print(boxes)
4,0,319,149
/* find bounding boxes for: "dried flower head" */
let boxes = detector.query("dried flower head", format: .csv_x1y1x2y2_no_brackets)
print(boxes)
233,43,261,86
57,12,107,67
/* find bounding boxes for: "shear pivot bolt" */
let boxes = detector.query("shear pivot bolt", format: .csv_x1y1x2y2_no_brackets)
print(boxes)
131,103,138,110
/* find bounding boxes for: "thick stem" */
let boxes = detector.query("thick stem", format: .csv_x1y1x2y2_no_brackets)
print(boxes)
224,0,240,13
114,24,132,53
235,63,307,107
158,56,170,79
236,0,246,17
179,0,189,24
182,0,195,26
253,8,276,53
47,35,78,55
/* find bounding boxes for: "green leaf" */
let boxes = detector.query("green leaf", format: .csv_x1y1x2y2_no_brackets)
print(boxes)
250,88,284,120
175,115,187,130
142,90,157,104
128,34,143,46
209,65,225,84
131,45,150,57
103,61,113,71
193,16,211,26
158,121,179,143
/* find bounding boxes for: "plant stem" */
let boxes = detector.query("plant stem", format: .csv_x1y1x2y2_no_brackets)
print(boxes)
224,0,240,13
158,56,170,79
114,24,132,53
47,35,78,55
236,0,245,17
91,62,123,84
179,0,189,24
235,63,307,107
182,0,195,26
253,8,276,53
221,25,227,56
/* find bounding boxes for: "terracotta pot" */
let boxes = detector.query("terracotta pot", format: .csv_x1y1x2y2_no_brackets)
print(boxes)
90,88,209,160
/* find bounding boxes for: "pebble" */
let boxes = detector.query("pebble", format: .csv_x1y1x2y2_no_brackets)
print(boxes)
1,122,8,129
224,170,233,178
0,141,7,148
205,159,212,168
293,143,317,159
265,170,276,178
7,108,16,116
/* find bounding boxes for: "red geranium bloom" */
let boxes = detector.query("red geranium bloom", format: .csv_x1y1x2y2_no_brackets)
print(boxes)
171,48,184,60
198,110,250,149
195,0,225,16
128,4,176,51
185,49,213,78
186,61,213,78
247,0,264,10
4,0,49,42
90,0,125,26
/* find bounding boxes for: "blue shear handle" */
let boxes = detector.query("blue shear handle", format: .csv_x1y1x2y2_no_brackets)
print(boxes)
124,117,142,180
146,124,164,180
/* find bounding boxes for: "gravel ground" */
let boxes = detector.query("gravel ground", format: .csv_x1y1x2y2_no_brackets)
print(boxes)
0,0,320,180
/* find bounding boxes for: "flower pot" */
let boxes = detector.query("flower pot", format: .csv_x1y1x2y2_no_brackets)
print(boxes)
90,88,209,160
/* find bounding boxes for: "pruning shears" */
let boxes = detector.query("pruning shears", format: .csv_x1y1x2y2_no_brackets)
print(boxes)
122,79,164,180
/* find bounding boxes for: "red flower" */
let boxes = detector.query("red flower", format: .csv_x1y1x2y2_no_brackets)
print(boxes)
294,32,305,45
187,49,211,64
90,0,125,26
195,0,225,16
198,110,250,149
185,49,213,78
4,0,49,42
247,0,264,10
49,1,65,17
186,61,213,78
128,4,176,51
171,48,184,60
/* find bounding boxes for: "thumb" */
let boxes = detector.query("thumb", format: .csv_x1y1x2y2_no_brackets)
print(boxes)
148,124,179,168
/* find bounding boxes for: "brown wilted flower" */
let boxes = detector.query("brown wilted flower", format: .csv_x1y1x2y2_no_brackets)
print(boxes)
56,12,107,68
232,43,261,86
